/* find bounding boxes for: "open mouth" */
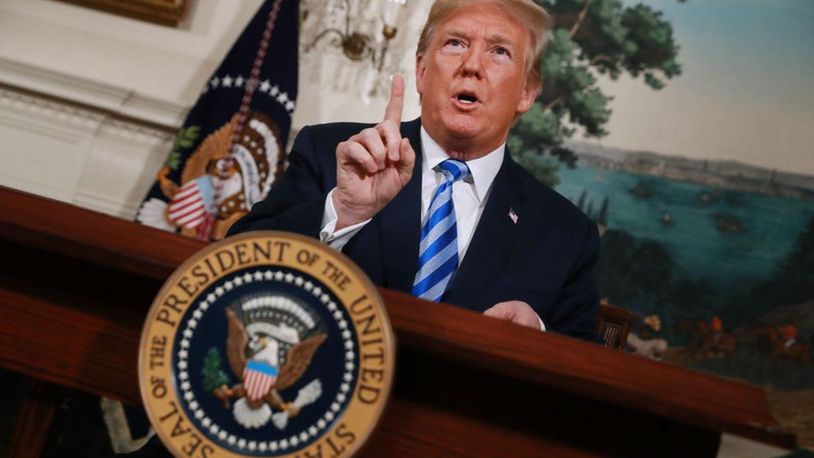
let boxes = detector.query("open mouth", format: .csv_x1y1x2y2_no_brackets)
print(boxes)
454,91,479,105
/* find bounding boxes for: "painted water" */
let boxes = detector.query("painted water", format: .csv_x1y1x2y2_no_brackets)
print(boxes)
555,165,814,291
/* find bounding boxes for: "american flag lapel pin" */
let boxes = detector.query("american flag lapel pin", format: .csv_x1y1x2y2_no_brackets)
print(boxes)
508,207,518,224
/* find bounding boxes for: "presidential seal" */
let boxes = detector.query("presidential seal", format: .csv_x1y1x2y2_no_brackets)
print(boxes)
138,232,395,457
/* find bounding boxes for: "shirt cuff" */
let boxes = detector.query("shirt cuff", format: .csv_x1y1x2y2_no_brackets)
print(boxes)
320,188,371,251
537,314,546,332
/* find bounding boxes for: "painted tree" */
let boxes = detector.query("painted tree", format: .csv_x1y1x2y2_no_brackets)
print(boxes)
509,0,682,186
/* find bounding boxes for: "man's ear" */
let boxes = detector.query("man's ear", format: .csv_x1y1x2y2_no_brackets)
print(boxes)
415,53,426,97
516,77,540,115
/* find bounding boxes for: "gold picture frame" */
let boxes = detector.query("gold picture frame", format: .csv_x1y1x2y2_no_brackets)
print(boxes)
56,0,189,26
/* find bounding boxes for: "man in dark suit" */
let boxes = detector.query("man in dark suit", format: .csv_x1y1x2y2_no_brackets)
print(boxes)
229,0,600,342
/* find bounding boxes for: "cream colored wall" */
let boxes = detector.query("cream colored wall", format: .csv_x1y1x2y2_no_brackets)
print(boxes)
0,0,426,218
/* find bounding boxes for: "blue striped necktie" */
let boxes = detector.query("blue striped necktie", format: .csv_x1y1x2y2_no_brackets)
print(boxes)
412,159,471,302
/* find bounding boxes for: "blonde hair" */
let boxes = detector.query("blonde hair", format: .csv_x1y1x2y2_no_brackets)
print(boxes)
416,0,553,87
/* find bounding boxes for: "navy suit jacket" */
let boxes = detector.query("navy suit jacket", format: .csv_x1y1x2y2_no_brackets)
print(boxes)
228,118,601,342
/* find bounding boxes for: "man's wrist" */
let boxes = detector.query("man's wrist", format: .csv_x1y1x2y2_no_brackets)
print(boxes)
321,189,371,250
332,192,375,231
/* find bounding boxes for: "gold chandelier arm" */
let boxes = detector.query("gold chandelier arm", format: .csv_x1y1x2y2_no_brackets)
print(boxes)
304,28,345,53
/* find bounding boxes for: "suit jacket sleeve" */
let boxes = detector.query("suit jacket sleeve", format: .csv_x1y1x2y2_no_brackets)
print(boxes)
227,125,333,238
548,220,602,343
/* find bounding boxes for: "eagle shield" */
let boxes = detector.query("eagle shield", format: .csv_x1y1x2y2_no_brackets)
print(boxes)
243,359,278,402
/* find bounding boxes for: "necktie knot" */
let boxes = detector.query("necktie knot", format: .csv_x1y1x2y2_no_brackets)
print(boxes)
439,159,470,183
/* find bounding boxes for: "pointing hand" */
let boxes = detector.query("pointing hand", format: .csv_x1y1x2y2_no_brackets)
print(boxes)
333,75,416,230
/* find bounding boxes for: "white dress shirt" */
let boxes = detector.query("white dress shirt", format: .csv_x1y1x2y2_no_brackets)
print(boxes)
318,126,544,330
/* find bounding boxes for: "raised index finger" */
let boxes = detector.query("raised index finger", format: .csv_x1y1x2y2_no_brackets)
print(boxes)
383,74,405,124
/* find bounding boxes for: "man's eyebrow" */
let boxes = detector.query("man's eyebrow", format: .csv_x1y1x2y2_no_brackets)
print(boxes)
443,29,470,39
486,33,515,48
444,29,514,48
443,29,515,49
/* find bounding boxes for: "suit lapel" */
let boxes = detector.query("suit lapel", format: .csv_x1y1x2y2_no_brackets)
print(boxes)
443,154,527,312
376,118,423,293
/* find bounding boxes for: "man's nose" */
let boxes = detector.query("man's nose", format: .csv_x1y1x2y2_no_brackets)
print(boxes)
460,47,484,78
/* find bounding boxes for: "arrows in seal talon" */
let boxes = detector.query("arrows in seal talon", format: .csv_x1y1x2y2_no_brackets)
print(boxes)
272,379,323,430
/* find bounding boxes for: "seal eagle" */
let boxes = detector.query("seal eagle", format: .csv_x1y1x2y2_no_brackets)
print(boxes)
214,309,326,429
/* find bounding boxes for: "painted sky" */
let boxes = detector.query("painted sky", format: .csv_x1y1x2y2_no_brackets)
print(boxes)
580,0,814,176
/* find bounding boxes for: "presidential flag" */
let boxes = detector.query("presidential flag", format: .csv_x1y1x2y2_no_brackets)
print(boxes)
136,0,298,241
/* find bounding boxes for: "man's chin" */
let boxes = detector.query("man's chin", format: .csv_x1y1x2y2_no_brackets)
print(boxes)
440,117,483,140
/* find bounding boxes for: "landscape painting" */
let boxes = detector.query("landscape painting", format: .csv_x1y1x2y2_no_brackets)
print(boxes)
512,0,814,446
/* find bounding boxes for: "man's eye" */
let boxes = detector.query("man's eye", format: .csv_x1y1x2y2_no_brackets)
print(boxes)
447,39,463,48
495,47,509,56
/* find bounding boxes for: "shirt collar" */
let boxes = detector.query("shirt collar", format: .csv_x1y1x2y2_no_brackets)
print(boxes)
420,126,504,203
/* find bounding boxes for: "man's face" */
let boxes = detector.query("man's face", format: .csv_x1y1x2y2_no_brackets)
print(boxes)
416,3,538,158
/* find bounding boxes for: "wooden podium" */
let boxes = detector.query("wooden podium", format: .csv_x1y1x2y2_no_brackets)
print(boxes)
0,186,796,457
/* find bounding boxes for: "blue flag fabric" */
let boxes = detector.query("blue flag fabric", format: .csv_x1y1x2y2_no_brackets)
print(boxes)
136,0,298,241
